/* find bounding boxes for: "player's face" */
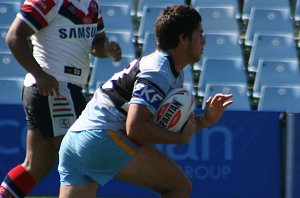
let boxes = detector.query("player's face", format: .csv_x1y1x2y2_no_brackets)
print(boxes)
187,23,205,63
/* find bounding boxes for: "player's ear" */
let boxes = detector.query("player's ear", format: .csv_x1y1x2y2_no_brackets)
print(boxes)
178,33,188,48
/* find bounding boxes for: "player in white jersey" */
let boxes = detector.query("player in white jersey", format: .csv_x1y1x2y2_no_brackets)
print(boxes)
58,5,233,198
0,0,122,197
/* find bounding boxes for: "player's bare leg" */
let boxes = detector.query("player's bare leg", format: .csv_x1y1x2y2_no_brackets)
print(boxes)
59,182,98,198
22,128,62,181
0,128,62,197
117,144,192,198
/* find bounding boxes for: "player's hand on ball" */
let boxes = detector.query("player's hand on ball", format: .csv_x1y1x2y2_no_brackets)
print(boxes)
203,93,233,126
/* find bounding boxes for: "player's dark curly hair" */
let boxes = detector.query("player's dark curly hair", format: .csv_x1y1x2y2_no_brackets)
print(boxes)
155,5,202,51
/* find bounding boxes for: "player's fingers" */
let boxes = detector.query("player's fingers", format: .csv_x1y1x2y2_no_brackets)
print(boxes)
223,100,233,108
212,94,232,104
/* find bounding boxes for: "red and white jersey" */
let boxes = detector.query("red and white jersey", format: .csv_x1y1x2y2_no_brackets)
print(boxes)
17,0,104,87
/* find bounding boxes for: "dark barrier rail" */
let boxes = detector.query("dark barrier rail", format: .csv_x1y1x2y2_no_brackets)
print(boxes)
285,113,300,198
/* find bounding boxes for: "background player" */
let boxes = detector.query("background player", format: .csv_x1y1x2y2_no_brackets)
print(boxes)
0,0,121,197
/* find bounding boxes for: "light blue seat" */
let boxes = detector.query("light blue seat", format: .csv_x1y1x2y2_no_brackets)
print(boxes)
0,27,9,52
105,30,135,57
88,56,135,93
257,86,300,112
0,52,26,79
202,83,251,111
137,6,163,43
253,59,300,98
100,4,134,32
193,33,243,70
195,6,240,34
248,34,297,72
141,32,156,56
197,58,248,96
242,0,291,20
99,0,135,16
245,8,294,46
0,78,23,105
137,0,185,17
295,0,300,21
0,1,21,28
191,0,241,18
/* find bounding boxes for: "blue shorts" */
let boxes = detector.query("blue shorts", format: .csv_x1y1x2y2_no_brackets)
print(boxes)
58,129,141,186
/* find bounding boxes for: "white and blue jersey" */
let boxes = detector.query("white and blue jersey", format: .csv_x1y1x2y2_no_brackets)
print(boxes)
68,50,185,133
17,0,104,87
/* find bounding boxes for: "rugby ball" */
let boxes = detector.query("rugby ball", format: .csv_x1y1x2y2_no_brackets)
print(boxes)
155,88,195,133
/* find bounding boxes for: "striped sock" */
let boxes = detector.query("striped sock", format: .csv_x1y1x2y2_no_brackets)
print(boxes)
0,165,36,198
0,185,14,198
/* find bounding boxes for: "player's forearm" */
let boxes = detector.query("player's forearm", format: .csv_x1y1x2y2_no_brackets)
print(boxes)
126,120,189,145
195,115,212,131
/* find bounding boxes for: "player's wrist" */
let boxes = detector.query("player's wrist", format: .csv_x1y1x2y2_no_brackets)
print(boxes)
200,115,211,128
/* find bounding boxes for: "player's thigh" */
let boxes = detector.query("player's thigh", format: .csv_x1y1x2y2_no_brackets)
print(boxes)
116,144,191,192
59,182,98,198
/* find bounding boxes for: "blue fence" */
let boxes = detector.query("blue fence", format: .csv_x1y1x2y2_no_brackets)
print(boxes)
0,105,283,197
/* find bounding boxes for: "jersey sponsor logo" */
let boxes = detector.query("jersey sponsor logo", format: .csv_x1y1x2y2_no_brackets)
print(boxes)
58,26,97,39
27,0,55,15
133,83,164,109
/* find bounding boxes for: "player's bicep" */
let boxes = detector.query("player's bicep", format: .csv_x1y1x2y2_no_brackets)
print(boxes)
126,103,153,139
8,17,35,39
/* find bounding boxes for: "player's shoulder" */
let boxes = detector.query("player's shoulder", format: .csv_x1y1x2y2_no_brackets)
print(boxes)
140,51,172,74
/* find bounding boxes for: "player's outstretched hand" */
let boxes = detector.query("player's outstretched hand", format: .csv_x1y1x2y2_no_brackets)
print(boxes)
105,40,122,62
203,93,233,126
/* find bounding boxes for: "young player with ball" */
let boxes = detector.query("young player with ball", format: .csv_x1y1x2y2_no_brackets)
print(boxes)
58,4,233,198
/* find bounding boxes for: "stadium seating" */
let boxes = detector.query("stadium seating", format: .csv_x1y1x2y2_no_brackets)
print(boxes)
141,32,156,56
105,30,136,57
195,6,240,34
253,59,300,98
0,27,9,52
193,32,243,71
244,8,294,46
191,0,241,18
0,52,26,79
202,83,251,111
100,4,134,32
248,34,298,72
137,6,163,43
0,1,20,28
99,0,135,16
88,56,135,93
0,78,23,105
294,0,300,22
197,58,248,96
136,0,185,17
242,0,291,20
257,85,300,112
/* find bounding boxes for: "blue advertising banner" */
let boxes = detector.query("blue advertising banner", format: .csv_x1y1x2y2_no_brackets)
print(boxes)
0,105,282,198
